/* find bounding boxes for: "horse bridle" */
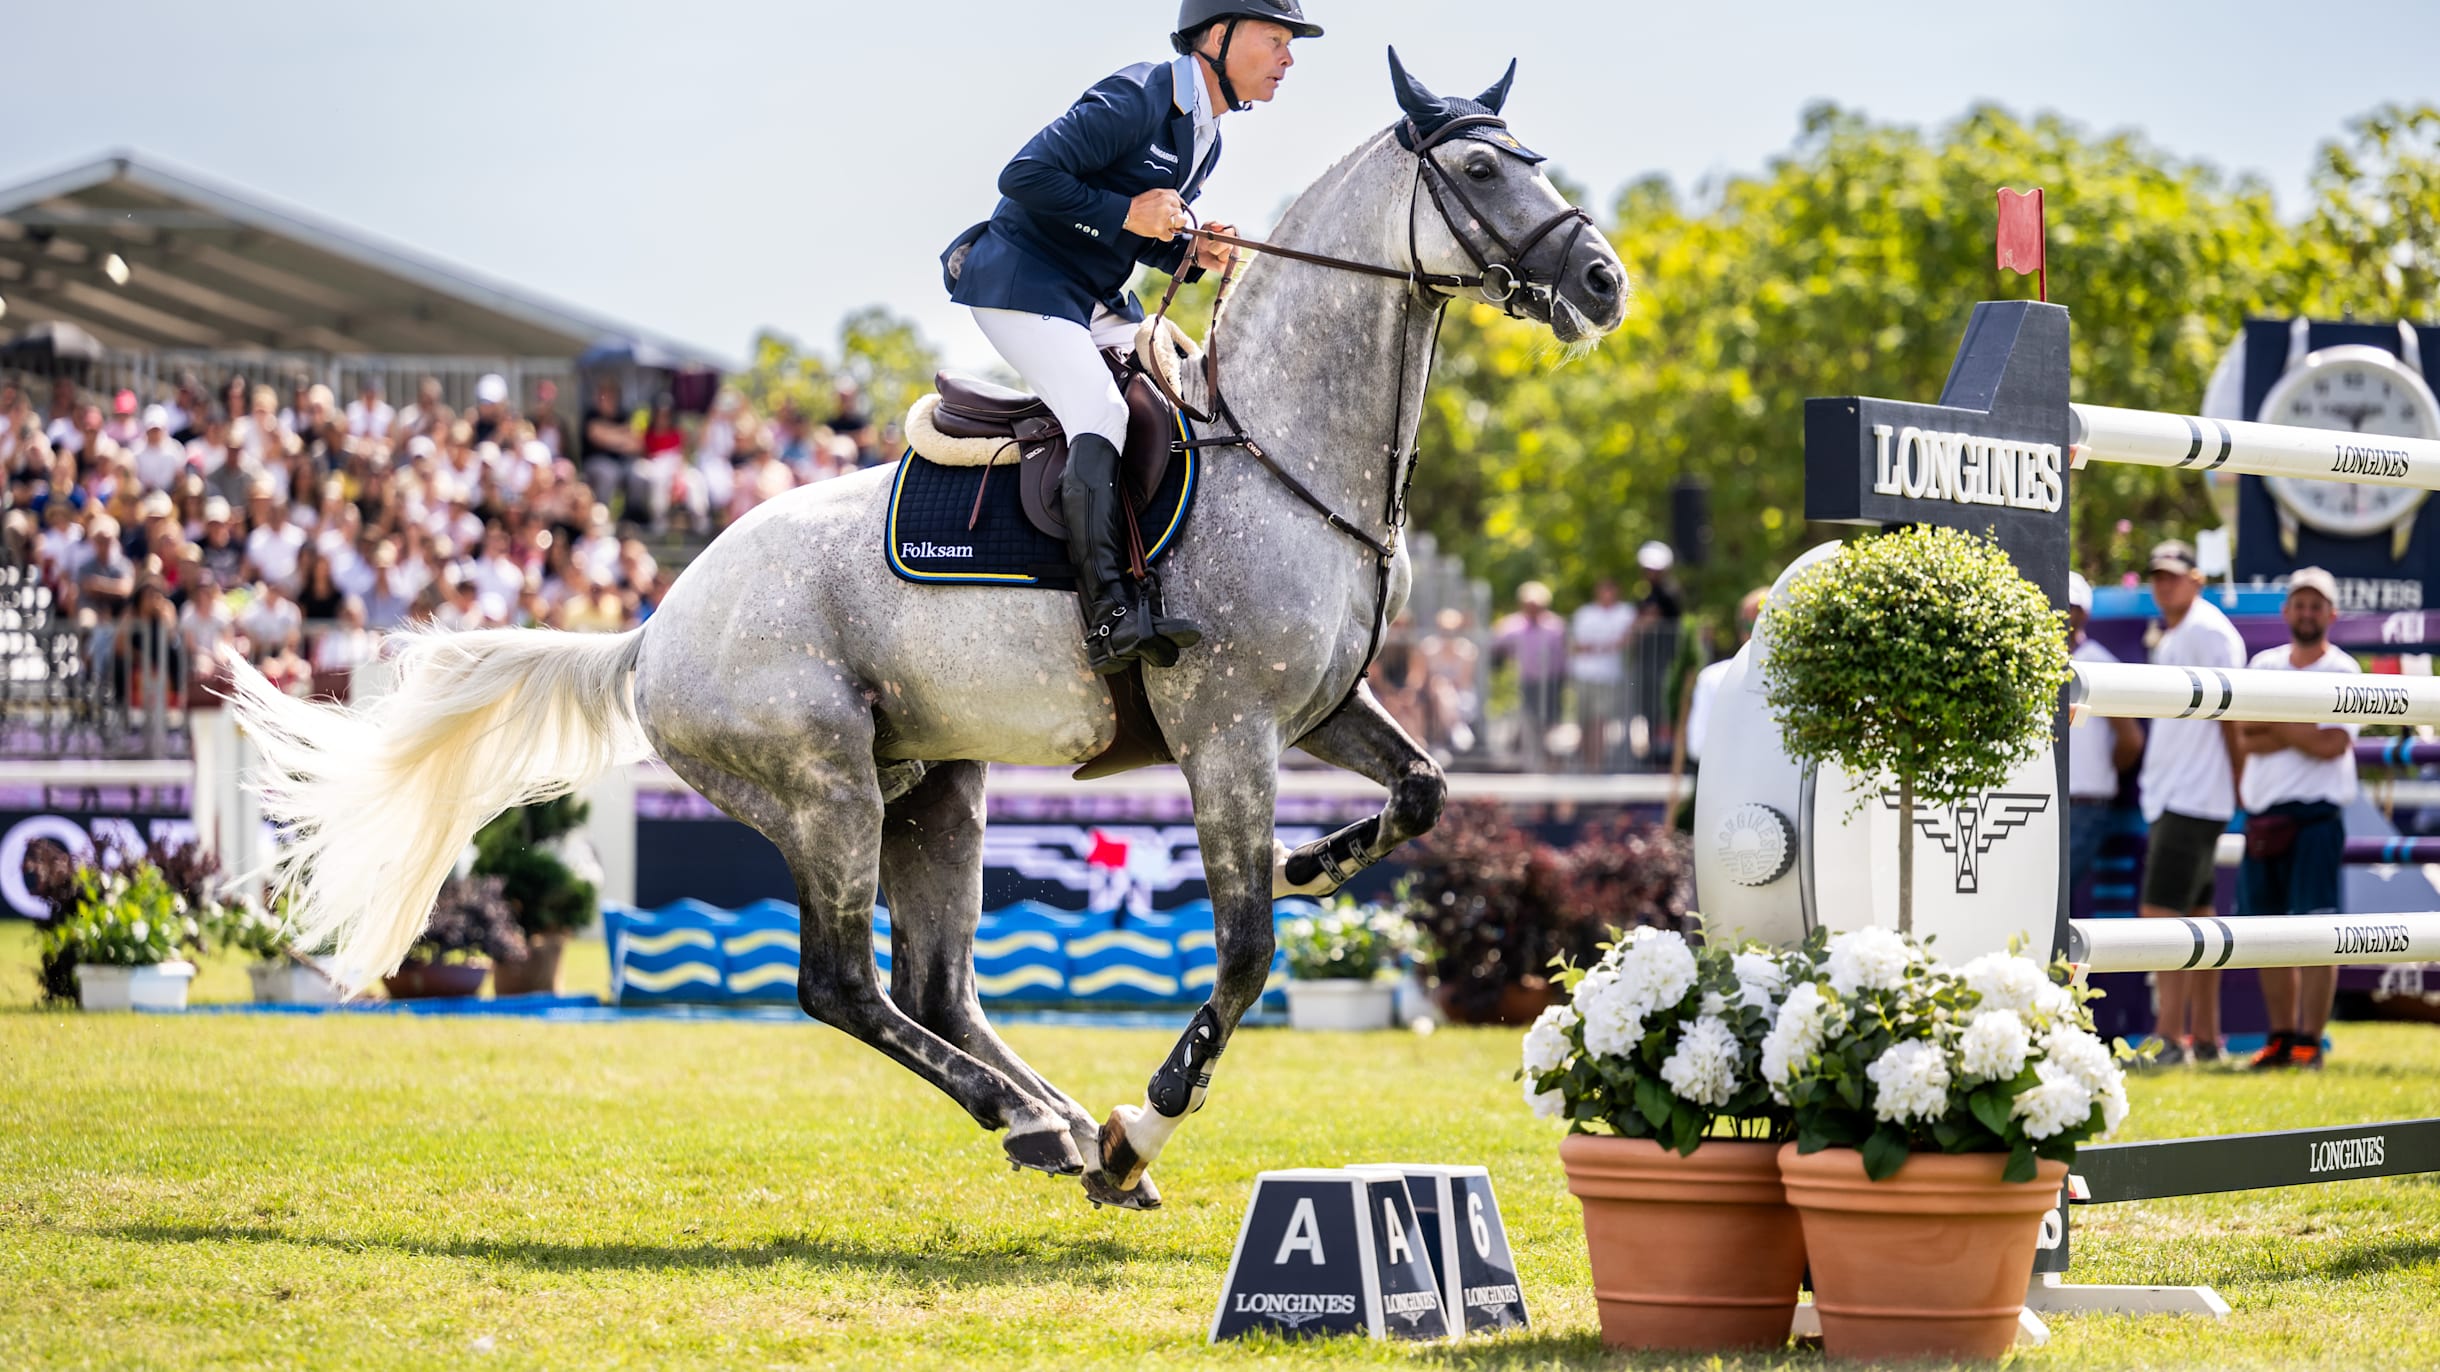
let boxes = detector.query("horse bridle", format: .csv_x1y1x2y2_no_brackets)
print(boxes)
1143,111,1593,701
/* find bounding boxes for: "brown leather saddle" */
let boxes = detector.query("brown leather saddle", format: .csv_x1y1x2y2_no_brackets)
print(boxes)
919,354,1181,782
928,353,1176,543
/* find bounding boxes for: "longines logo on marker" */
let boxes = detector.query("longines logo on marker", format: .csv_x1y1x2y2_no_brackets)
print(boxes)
1881,791,2052,895
1231,1292,1356,1328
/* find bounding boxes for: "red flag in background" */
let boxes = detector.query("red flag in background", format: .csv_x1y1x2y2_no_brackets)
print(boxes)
1996,187,2046,301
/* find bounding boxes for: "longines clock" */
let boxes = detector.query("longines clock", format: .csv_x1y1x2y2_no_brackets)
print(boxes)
2261,342,2440,559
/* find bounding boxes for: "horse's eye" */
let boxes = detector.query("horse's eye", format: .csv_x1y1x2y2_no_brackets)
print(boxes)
1466,157,1496,182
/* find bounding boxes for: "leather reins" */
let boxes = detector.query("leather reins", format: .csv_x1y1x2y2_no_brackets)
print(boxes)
1139,112,1592,702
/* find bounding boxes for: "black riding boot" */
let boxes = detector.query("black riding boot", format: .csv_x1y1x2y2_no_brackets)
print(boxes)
1063,434,1201,674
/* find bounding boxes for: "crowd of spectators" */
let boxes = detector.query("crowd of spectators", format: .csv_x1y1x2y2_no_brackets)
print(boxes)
0,366,898,708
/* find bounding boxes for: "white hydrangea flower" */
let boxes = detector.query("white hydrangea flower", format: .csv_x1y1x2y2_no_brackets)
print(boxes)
1659,1015,1743,1107
1700,990,1730,1017
2094,1077,2130,1134
130,919,150,944
1520,1003,1579,1079
1761,982,1834,1102
1575,966,1641,1059
1524,1080,1567,1119
1959,1008,2032,1081
2031,978,2079,1022
1731,950,1789,1010
1957,952,2052,1016
1826,926,1915,995
1866,1038,1955,1123
2038,1026,2120,1095
2012,1063,2097,1140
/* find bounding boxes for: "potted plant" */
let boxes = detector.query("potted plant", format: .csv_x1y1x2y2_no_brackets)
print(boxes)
474,797,599,995
1526,926,1818,1351
383,875,525,1000
1766,927,2129,1360
26,841,216,1012
1278,899,1409,1031
1759,525,2068,931
226,895,343,1006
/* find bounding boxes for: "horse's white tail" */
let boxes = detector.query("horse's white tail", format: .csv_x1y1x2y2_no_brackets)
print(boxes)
221,626,651,991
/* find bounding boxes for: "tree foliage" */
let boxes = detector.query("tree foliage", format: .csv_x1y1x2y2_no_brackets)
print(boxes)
1410,102,2437,611
733,305,942,434
1761,525,2069,812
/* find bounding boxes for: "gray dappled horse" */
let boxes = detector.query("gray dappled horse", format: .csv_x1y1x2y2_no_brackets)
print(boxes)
225,53,1626,1210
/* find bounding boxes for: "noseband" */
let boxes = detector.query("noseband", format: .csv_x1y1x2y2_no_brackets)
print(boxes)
1141,113,1599,708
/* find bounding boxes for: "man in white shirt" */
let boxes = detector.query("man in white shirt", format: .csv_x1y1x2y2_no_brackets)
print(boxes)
2066,573,2144,892
2233,567,2356,1069
127,406,188,492
242,485,307,594
345,381,395,443
2135,540,2248,1064
1569,579,1634,767
1685,587,1769,764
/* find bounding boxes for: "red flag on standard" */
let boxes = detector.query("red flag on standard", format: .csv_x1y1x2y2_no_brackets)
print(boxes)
1995,188,2045,276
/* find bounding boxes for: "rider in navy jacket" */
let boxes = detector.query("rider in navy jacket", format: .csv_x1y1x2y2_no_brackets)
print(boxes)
943,58,1216,327
941,0,1321,677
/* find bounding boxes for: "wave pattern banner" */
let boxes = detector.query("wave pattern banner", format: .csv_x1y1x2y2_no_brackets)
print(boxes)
604,899,1316,1010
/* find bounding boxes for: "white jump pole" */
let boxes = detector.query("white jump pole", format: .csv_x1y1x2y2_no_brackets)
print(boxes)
2068,911,2440,973
2069,659,2440,727
2070,403,2440,489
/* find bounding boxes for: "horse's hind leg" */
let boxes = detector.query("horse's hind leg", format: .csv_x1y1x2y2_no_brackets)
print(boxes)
881,761,1102,1172
675,749,1084,1176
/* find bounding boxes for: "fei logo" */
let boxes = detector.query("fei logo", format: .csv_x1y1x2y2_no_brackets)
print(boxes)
1881,791,2052,896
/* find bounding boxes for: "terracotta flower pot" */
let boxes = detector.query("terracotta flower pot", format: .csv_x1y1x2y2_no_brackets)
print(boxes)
1778,1144,2068,1362
490,931,568,996
1561,1134,1805,1352
382,960,489,1000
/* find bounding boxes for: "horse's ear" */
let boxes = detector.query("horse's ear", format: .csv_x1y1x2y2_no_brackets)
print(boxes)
1386,46,1446,124
1477,60,1517,114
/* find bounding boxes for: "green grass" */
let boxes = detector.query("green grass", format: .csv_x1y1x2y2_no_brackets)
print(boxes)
3,923,2438,1370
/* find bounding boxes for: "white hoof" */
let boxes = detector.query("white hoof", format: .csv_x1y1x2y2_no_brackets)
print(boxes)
1271,839,1338,899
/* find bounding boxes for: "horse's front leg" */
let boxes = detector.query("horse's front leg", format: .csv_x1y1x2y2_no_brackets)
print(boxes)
1274,683,1448,897
1088,724,1284,1209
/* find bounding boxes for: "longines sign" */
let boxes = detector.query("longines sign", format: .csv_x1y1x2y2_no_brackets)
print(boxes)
1870,425,2065,513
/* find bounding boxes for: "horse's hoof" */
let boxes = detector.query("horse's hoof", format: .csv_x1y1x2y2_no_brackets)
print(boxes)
1099,1107,1151,1190
1003,1124,1086,1177
1082,1169,1163,1210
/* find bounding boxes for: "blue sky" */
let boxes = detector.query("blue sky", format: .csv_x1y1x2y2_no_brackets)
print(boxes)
10,1,2437,369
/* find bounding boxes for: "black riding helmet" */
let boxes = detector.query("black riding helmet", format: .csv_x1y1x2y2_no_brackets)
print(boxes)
1171,0,1322,112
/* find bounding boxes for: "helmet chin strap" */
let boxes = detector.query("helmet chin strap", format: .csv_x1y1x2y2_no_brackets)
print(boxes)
1201,20,1250,113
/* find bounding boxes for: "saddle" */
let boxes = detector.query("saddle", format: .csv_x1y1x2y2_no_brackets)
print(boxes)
896,352,1191,783
912,354,1176,543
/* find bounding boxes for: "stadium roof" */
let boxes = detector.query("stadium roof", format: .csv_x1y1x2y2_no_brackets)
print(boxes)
0,150,728,367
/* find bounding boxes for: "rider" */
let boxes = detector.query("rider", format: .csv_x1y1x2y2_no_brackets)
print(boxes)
940,0,1321,675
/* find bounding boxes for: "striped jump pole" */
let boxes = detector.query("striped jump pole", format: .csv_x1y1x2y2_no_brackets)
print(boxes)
2066,911,2440,973
2069,659,2440,727
2070,403,2440,489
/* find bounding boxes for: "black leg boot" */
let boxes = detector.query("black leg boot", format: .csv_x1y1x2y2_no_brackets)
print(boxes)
1062,433,1157,676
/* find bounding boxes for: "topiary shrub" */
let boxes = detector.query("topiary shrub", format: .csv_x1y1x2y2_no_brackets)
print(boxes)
1759,525,2069,932
472,796,598,940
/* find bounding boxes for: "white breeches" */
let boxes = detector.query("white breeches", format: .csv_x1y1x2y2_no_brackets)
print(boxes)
969,306,1138,449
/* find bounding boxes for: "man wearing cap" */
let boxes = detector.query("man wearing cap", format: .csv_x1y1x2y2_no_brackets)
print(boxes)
127,406,188,492
472,374,510,446
2066,573,2144,893
2233,567,2357,1069
941,0,1319,675
2136,539,2249,1064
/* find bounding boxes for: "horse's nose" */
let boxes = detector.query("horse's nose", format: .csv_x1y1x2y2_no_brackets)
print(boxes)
1583,259,1619,298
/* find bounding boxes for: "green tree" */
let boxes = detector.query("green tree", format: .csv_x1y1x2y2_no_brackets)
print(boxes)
1413,102,2428,615
733,305,942,436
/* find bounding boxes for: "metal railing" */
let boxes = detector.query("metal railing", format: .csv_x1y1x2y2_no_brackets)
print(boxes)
0,559,187,759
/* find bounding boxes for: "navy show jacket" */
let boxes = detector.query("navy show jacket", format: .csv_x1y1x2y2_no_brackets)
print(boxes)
944,59,1217,327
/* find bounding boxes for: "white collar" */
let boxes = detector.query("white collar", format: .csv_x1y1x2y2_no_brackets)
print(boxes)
1172,53,1221,125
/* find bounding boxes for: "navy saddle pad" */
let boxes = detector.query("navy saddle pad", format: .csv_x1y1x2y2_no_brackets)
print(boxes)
883,414,1199,589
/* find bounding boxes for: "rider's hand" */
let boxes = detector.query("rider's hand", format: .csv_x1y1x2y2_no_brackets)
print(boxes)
1194,222,1239,274
1125,189,1188,241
